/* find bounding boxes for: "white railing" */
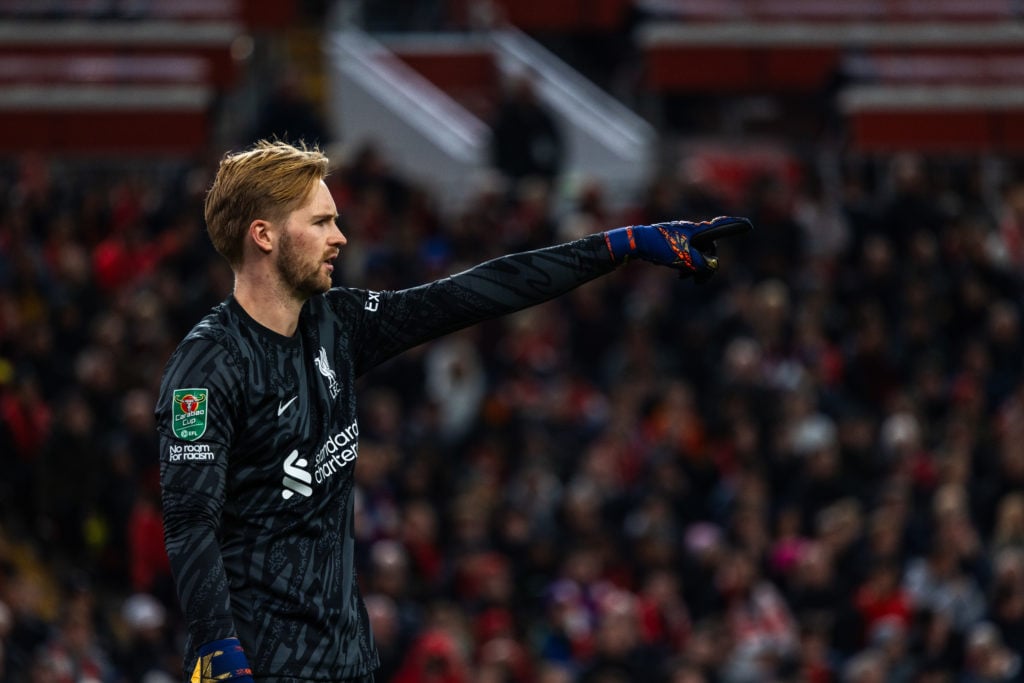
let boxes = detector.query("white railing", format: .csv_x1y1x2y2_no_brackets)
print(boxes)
325,26,656,212
325,29,488,209
488,27,656,206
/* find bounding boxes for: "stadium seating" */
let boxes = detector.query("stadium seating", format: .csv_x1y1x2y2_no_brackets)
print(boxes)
633,0,1024,151
0,0,296,154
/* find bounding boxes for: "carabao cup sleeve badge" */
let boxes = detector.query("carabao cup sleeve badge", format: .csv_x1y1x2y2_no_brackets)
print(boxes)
172,388,209,441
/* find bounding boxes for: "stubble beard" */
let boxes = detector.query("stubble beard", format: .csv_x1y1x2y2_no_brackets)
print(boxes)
278,229,332,300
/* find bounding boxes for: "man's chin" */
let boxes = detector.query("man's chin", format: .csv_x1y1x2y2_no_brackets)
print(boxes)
294,276,332,300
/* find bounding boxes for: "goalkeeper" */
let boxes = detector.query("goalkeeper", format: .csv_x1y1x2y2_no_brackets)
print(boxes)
154,140,751,682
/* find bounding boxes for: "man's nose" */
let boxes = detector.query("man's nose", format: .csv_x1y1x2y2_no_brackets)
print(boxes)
331,223,347,246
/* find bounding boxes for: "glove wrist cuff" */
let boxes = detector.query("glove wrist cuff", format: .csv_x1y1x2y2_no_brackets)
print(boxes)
197,636,242,656
194,637,253,682
604,226,638,263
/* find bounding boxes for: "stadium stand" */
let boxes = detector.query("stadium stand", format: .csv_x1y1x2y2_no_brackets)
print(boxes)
633,0,1024,151
0,0,299,155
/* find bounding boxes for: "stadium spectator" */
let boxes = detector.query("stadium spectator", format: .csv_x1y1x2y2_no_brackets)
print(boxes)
114,593,176,681
489,73,564,189
32,604,113,683
249,67,333,149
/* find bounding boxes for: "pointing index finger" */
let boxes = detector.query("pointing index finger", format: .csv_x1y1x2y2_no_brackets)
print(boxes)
691,216,753,250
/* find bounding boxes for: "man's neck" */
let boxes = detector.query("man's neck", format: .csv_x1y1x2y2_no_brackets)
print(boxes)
233,269,304,337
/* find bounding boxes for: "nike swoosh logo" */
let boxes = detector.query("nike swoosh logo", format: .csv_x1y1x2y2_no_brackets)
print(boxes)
278,396,298,416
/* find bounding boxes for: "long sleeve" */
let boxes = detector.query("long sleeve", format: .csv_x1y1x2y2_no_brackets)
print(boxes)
347,234,616,376
160,449,236,644
155,336,240,648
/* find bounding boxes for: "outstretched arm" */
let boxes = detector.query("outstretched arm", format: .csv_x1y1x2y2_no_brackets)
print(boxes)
350,233,612,375
349,217,751,375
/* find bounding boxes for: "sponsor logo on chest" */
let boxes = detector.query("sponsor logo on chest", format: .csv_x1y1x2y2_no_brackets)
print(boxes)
280,419,360,499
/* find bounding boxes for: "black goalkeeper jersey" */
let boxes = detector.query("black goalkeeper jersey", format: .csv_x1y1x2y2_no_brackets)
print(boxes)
155,235,616,681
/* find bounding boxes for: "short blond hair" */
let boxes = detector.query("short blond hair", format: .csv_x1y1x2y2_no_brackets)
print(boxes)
205,140,330,266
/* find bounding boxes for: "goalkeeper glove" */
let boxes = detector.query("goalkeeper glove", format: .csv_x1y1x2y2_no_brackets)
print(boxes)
191,637,254,683
604,216,752,282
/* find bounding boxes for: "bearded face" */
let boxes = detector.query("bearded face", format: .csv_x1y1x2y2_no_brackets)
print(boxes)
278,225,334,298
269,179,343,301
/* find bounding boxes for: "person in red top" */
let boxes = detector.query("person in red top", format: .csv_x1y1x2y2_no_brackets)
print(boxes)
128,488,172,594
392,629,471,683
853,560,912,644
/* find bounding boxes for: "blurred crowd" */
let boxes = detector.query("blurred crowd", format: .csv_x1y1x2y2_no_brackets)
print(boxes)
4,120,1024,683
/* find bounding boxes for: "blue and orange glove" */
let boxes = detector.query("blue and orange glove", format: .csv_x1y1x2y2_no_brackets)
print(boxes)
604,216,752,282
191,637,254,683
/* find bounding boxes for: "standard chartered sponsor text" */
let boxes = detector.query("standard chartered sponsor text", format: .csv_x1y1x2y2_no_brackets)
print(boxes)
314,420,359,484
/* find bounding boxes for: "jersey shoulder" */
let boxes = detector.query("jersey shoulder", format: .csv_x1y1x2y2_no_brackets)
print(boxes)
162,303,246,382
320,285,378,316
156,303,247,434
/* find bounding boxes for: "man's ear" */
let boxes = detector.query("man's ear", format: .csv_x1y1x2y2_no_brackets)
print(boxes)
249,219,274,255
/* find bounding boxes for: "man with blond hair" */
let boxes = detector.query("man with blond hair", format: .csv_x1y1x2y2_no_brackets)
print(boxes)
155,139,751,681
